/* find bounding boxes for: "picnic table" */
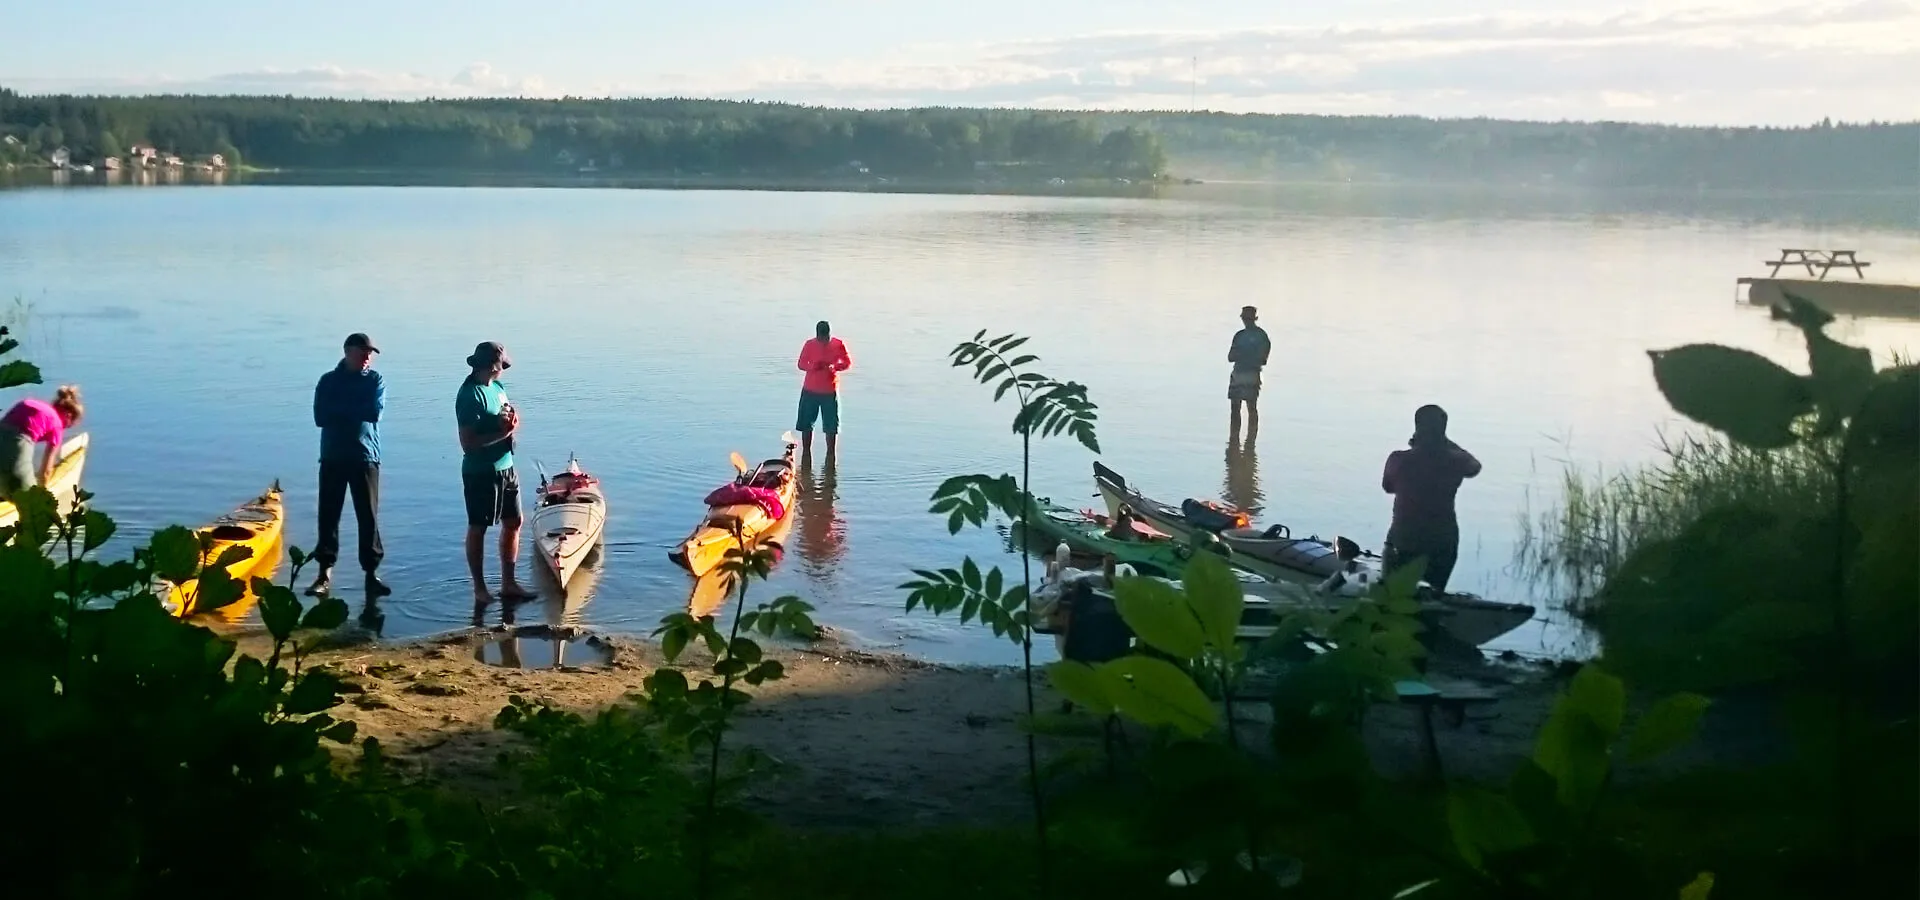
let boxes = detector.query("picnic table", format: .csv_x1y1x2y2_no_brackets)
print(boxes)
1766,249,1871,280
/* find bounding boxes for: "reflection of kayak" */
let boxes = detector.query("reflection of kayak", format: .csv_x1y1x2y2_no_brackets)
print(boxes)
1023,497,1223,577
532,456,607,589
686,508,794,619
669,433,799,577
160,482,286,617
0,431,89,532
1094,461,1348,585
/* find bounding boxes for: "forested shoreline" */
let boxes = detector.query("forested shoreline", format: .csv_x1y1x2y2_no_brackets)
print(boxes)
2,87,1914,190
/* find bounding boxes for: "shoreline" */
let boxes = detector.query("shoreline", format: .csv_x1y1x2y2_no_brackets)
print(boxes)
248,621,1759,827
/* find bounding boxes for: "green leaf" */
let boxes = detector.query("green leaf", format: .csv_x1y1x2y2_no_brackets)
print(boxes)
284,670,344,714
210,543,256,571
1111,576,1205,660
301,595,349,631
1179,553,1244,652
80,508,117,553
1804,331,1876,431
728,637,763,665
1679,872,1715,900
1394,880,1441,899
1647,344,1811,448
0,359,43,390
1092,655,1217,737
194,567,247,613
1625,693,1711,764
744,660,785,685
661,626,689,663
1447,786,1536,871
1533,664,1625,815
1046,661,1115,716
233,655,267,690
259,586,301,642
148,526,202,583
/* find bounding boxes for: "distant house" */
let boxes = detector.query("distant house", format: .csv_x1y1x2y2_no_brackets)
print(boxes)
554,149,575,166
1,135,19,146
161,154,184,168
102,157,122,170
129,145,158,167
206,153,227,170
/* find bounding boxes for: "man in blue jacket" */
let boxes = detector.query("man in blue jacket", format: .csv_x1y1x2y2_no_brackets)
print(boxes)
308,332,390,599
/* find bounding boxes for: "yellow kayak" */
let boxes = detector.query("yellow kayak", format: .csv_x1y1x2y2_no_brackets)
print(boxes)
161,482,286,617
670,434,800,578
0,431,89,532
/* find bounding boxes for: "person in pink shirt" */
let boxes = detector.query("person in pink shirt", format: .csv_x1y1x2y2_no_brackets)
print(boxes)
795,320,852,458
0,385,85,500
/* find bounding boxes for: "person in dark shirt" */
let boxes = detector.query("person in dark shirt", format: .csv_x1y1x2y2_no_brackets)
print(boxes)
308,332,389,599
1381,404,1481,593
1227,306,1271,436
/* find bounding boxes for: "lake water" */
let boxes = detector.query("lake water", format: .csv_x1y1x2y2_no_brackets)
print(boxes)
3,181,1917,666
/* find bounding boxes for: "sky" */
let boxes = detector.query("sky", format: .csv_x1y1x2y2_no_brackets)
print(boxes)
4,0,1917,125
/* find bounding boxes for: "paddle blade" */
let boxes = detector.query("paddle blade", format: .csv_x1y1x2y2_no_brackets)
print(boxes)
730,452,749,474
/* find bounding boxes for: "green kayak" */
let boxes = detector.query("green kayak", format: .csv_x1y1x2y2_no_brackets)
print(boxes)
1022,497,1230,577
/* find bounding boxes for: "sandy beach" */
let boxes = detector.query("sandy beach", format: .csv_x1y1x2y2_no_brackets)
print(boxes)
241,622,1590,828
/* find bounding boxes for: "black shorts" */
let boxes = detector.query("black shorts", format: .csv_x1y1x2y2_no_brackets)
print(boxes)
462,468,522,528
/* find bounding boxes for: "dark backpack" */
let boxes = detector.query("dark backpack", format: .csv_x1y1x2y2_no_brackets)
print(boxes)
1062,584,1134,663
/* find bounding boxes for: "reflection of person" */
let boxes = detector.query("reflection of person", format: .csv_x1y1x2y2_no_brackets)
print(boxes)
1222,431,1263,515
308,333,389,599
796,459,846,577
1381,404,1482,593
0,384,83,501
457,341,533,610
1227,305,1270,436
795,320,852,459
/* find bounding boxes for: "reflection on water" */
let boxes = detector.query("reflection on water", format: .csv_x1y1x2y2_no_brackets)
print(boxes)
684,510,798,621
471,625,616,670
795,457,847,591
529,543,603,626
1222,427,1263,515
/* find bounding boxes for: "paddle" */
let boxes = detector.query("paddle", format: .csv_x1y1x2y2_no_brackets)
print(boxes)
730,452,748,475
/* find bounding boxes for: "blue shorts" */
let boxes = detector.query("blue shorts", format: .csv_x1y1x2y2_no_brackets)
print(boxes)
796,390,840,434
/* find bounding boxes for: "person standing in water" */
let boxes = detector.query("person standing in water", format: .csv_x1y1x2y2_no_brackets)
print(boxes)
456,341,533,609
0,385,84,501
1381,404,1482,593
1227,306,1271,437
307,333,390,599
795,320,852,459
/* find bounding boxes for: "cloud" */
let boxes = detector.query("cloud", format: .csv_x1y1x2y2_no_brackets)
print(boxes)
6,1,1918,124
668,0,1920,123
13,62,556,100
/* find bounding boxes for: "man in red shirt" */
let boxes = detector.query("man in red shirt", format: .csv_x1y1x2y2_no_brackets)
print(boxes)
795,320,852,458
1381,404,1481,592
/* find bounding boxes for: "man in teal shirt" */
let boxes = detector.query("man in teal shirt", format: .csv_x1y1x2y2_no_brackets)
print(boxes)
456,341,533,609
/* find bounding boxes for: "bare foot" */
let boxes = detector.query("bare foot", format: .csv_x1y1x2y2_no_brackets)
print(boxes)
499,582,536,601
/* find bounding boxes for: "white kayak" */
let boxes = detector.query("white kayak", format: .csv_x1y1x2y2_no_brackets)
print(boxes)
0,431,89,532
531,457,607,588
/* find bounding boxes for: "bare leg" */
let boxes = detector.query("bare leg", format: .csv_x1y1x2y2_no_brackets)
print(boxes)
825,433,837,458
1229,398,1244,434
800,430,813,457
1246,403,1259,442
499,518,532,599
466,526,492,605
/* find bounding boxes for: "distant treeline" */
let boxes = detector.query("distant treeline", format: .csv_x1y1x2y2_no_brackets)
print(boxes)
1,87,1913,190
0,89,1167,181
1108,112,1918,191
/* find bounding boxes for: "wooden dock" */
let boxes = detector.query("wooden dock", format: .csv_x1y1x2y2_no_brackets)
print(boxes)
1738,277,1920,321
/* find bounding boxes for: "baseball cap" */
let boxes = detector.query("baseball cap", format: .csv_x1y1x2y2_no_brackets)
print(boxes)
466,341,512,369
344,332,380,353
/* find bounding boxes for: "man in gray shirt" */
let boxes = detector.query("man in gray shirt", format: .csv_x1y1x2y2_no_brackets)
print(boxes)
1227,305,1271,436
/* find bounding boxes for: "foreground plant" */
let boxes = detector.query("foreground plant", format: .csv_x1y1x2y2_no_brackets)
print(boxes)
898,330,1100,892
641,528,816,900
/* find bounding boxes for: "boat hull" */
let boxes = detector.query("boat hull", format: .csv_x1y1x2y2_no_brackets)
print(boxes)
1093,462,1340,584
533,465,608,589
671,439,799,577
0,431,89,532
163,483,286,617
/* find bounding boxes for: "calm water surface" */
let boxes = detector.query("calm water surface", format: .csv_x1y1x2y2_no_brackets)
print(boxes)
3,183,1917,665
